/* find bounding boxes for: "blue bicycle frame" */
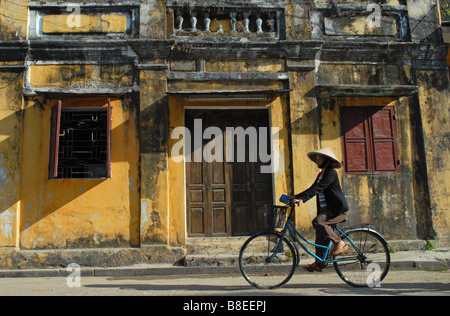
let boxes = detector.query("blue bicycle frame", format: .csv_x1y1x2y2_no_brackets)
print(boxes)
271,209,362,264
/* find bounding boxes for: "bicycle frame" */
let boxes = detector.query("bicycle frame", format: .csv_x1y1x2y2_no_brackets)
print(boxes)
271,206,361,264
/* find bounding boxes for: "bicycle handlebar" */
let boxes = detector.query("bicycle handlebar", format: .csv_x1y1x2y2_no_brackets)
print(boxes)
279,194,291,204
279,194,299,207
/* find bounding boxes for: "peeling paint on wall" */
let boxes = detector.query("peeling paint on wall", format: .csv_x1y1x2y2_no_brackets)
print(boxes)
0,210,13,241
0,0,449,265
140,200,149,232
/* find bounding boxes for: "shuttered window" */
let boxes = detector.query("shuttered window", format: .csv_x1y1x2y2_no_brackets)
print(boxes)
340,106,400,174
48,99,112,179
49,100,62,179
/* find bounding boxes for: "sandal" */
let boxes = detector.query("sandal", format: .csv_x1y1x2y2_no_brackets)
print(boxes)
302,262,323,272
332,241,348,256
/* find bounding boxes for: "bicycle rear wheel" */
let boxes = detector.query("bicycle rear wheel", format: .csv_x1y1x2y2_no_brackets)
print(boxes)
239,231,297,289
333,228,390,287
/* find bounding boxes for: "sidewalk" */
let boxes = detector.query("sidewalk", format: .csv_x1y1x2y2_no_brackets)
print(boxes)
0,248,449,279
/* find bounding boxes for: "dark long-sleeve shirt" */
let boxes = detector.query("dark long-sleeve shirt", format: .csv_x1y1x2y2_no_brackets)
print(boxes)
295,168,349,216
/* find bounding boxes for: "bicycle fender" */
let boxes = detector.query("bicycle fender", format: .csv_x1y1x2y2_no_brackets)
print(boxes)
344,227,389,247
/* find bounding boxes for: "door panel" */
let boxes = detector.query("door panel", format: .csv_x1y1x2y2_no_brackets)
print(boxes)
190,207,205,234
186,109,273,237
229,111,273,236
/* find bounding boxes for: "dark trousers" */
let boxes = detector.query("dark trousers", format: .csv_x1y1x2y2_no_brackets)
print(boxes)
312,209,349,260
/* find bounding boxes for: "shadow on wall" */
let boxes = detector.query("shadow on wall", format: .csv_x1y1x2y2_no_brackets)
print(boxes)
0,95,141,249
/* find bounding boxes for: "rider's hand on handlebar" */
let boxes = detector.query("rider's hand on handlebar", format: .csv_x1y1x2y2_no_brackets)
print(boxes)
288,197,302,206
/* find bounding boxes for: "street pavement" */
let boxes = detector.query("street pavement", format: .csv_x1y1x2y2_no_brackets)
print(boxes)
0,270,449,297
1,248,449,278
0,248,449,298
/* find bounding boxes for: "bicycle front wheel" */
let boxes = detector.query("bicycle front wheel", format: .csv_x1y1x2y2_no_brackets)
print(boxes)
239,231,297,289
333,228,390,287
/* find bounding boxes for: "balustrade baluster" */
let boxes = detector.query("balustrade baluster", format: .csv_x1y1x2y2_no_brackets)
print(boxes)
190,12,197,31
172,7,279,37
204,13,211,32
175,10,183,31
243,12,251,33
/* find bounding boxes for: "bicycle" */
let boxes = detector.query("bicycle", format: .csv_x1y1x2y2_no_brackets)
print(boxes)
239,196,391,289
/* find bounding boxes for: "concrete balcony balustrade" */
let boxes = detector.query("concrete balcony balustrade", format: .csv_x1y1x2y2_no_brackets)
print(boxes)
167,4,284,40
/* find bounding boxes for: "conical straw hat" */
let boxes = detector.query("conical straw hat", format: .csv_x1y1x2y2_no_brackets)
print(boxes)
307,147,342,169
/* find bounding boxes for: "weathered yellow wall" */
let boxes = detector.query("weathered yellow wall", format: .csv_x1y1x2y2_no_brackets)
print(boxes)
18,97,140,249
163,55,293,246
285,0,405,41
168,95,186,246
139,70,170,246
167,96,292,246
204,59,285,73
335,97,417,240
1,0,449,258
288,71,321,231
168,79,286,95
0,0,28,40
316,63,411,86
140,0,166,38
324,16,397,36
0,71,23,248
415,69,450,243
29,65,134,90
285,0,311,40
289,66,419,241
270,96,292,200
42,14,128,34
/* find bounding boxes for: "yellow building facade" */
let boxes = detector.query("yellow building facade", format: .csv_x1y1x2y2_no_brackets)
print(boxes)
0,0,449,268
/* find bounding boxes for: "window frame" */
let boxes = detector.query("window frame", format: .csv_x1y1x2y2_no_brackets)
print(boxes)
48,99,112,180
340,106,400,175
28,2,140,40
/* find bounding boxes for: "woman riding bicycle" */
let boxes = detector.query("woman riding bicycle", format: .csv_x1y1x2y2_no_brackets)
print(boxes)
290,148,350,272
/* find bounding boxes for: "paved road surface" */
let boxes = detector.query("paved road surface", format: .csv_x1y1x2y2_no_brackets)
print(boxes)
1,270,449,296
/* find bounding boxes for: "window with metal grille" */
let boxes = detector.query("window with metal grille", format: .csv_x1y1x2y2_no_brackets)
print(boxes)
340,106,400,174
49,100,112,179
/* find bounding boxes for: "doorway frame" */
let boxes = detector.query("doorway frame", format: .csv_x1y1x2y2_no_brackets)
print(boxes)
184,107,274,237
167,95,291,246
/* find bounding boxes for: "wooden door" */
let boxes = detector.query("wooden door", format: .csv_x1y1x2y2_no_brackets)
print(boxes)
185,110,231,237
230,111,274,236
185,109,273,237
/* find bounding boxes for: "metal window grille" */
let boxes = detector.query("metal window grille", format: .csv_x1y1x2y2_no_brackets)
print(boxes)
56,109,108,179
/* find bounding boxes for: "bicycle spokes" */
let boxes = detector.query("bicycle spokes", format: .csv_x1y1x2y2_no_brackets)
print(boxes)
333,229,390,287
239,232,297,289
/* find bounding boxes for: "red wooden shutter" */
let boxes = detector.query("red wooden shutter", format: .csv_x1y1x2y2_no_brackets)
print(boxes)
106,98,112,178
48,100,62,179
341,107,371,173
370,107,399,173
